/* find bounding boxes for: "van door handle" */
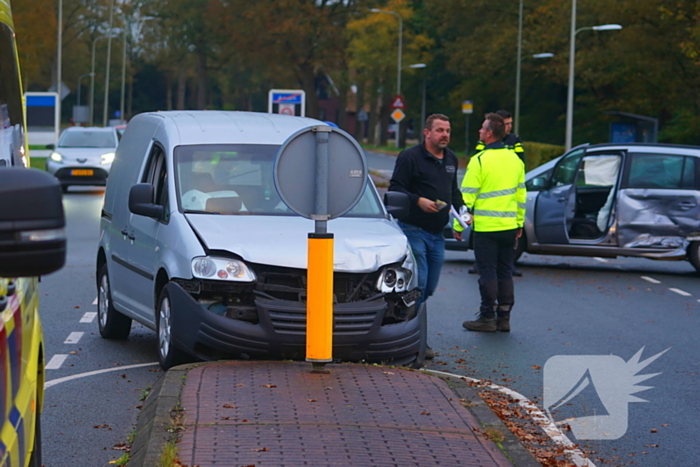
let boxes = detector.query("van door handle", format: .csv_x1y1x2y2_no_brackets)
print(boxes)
678,201,696,210
557,197,567,203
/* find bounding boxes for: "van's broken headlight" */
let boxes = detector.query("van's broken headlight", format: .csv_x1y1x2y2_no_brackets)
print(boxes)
191,257,256,282
376,248,416,293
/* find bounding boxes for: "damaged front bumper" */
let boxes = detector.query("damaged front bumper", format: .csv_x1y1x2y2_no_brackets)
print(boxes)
165,281,425,366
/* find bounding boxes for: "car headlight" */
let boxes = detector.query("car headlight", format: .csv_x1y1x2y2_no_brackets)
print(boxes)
101,152,115,164
376,247,416,293
191,256,256,282
50,152,62,162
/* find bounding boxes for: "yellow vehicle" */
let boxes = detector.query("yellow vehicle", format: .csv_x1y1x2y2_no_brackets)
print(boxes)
0,1,67,466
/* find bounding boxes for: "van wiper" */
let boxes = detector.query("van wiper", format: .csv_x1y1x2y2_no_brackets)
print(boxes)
184,209,219,215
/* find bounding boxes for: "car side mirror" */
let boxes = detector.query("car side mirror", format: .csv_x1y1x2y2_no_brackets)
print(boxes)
129,184,165,219
46,144,55,150
383,191,410,219
532,177,546,188
0,168,66,277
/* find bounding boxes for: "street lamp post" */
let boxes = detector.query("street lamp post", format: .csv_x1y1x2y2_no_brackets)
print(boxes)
89,36,112,126
514,52,553,136
103,0,116,127
565,0,622,150
409,63,427,136
77,72,95,107
370,8,403,148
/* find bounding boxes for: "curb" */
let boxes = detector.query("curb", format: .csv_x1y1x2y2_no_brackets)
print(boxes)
128,364,195,467
424,370,542,467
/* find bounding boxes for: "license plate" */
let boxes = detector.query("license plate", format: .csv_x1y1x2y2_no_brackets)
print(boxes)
71,169,94,176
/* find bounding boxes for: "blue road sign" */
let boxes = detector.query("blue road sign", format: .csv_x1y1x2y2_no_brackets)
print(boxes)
272,92,303,104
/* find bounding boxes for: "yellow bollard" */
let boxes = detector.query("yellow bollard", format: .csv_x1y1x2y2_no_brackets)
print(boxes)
306,233,334,364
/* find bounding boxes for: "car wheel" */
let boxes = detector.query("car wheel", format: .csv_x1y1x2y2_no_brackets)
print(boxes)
405,302,427,370
688,241,700,274
156,286,190,370
27,405,41,467
97,264,132,339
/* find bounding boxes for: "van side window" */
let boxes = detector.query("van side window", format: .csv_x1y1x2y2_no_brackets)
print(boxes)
142,145,169,221
627,153,695,189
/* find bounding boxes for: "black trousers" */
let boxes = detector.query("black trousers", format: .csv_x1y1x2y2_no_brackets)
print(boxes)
473,229,518,316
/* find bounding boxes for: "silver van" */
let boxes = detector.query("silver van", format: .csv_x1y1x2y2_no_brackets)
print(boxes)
96,111,425,369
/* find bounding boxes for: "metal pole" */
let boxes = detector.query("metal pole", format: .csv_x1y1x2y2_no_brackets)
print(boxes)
57,0,62,133
77,76,81,107
120,29,127,124
396,13,402,148
514,0,523,135
565,0,576,151
465,115,470,155
90,39,97,126
420,76,426,137
103,0,115,127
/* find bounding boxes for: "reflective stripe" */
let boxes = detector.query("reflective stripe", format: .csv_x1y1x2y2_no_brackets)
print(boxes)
474,209,517,218
477,187,517,199
518,183,526,189
518,202,527,209
461,187,479,194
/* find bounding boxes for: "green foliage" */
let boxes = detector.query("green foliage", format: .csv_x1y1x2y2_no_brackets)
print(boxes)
522,141,565,170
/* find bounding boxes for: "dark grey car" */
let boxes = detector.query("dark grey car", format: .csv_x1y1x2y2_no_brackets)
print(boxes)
447,143,700,273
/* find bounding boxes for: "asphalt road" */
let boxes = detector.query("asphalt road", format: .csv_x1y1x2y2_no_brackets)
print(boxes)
37,154,699,467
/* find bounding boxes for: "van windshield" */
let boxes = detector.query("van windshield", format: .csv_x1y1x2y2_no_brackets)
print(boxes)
174,144,383,218
59,130,117,148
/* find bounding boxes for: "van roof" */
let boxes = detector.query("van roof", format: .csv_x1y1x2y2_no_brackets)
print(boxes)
135,110,324,146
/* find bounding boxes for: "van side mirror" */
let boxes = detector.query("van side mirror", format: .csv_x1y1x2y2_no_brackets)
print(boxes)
129,183,164,219
0,168,66,277
383,191,410,220
46,144,55,150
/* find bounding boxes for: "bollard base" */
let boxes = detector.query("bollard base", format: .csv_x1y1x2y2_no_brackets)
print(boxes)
310,362,331,374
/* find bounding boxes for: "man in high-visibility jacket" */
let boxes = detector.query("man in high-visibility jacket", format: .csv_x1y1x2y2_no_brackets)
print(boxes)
474,109,525,163
455,113,526,332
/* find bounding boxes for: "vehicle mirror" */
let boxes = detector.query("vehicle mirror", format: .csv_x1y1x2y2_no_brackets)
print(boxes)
129,183,164,219
383,191,410,219
532,177,546,188
46,144,55,150
0,168,66,277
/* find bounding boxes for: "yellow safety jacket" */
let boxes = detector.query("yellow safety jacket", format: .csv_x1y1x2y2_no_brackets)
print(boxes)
455,143,526,232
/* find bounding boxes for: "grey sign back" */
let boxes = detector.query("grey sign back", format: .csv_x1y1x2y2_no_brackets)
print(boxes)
273,125,367,220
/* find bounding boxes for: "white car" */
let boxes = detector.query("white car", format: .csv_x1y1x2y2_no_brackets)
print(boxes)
96,111,425,369
46,126,119,192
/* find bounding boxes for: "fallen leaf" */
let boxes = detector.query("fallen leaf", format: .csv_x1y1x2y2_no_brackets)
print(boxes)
261,384,277,388
254,447,270,452
532,365,541,370
420,411,431,415
307,399,317,402
223,403,237,409
382,371,395,375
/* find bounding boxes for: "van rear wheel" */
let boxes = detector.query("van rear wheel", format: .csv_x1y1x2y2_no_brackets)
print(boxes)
97,264,132,339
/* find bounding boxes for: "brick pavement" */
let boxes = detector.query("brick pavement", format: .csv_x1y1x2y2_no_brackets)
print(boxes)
176,361,514,467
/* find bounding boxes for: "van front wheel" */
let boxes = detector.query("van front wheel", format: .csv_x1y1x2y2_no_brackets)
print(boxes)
156,286,190,370
688,241,700,274
97,264,132,339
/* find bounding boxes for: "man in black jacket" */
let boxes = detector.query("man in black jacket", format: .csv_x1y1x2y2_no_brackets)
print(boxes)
389,114,464,359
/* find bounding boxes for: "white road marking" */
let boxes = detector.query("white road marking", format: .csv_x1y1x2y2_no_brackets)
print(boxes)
669,288,692,297
45,362,159,389
593,257,609,263
92,297,98,305
80,312,97,323
641,276,661,284
46,354,68,370
64,332,84,344
424,369,597,467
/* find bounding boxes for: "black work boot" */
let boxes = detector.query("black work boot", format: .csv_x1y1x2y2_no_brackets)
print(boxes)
496,306,511,332
462,311,497,332
496,314,510,332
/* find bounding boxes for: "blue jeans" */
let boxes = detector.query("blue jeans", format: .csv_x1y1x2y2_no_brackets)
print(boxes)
399,221,445,307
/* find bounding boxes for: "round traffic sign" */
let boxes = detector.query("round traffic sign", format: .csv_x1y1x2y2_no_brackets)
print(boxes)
273,125,367,220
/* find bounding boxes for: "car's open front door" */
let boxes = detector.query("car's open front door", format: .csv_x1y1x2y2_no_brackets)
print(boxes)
534,147,586,244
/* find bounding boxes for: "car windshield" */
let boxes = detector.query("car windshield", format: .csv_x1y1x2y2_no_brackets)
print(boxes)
59,130,116,148
174,144,383,217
